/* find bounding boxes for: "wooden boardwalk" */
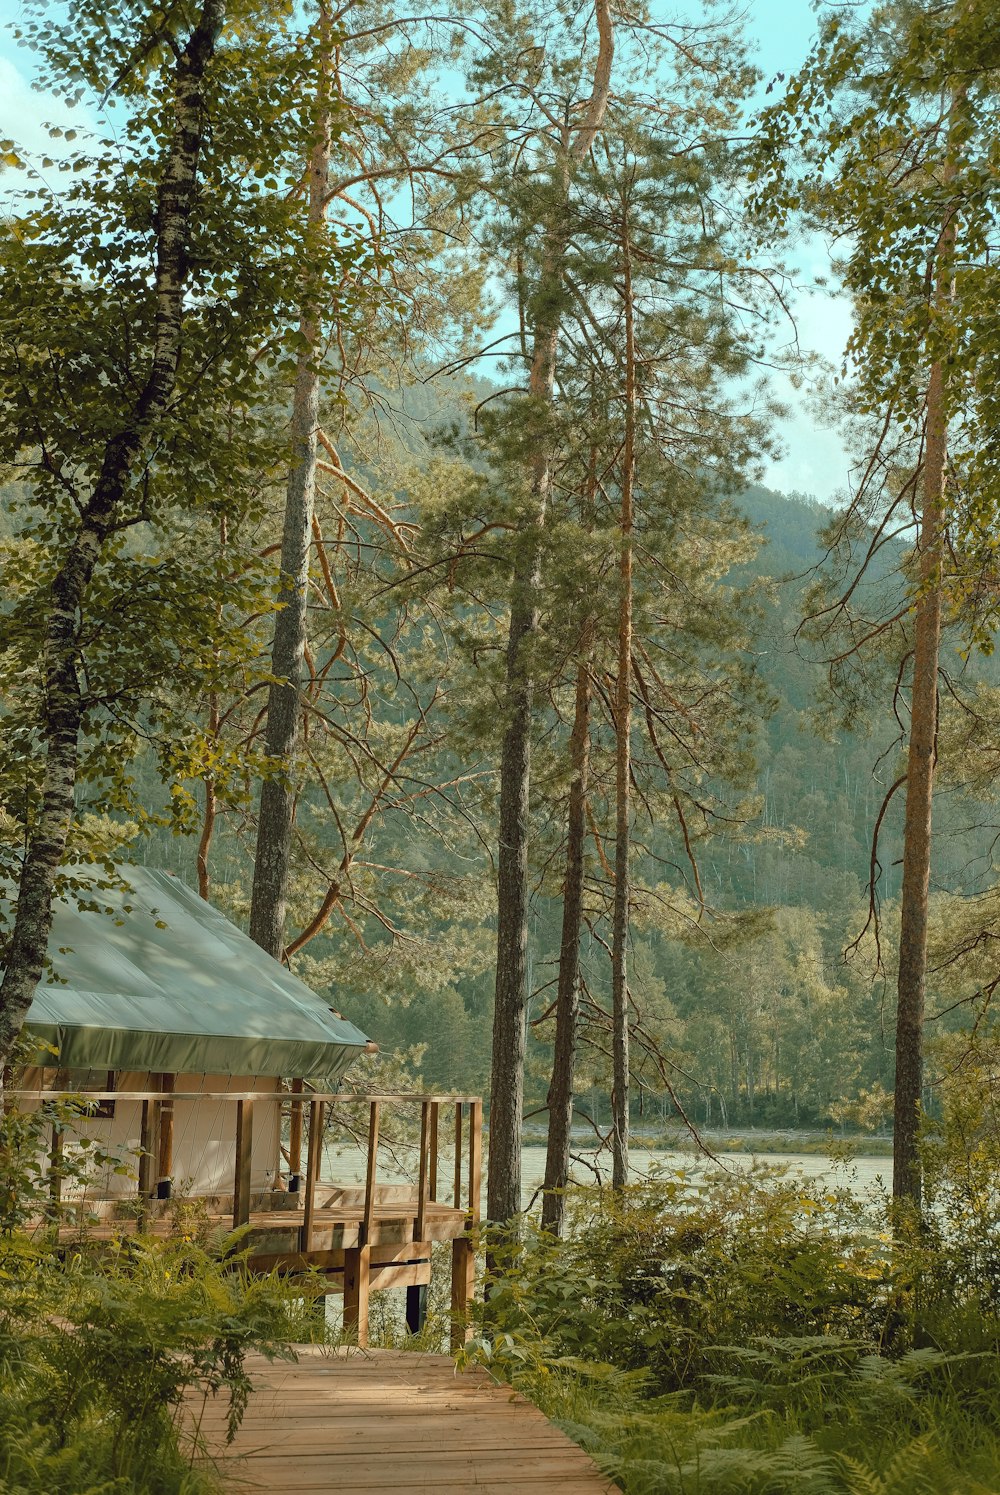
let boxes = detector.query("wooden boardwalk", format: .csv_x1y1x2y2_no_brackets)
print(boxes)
189,1345,620,1495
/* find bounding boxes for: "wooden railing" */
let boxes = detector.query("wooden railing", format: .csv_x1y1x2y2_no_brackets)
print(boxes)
9,1089,484,1239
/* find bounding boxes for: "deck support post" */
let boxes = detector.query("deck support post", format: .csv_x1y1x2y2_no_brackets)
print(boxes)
343,1244,371,1347
405,1282,428,1335
450,1236,476,1350
234,1099,254,1229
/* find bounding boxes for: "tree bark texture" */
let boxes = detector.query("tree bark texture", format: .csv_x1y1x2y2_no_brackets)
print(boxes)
540,650,592,1235
250,8,333,960
197,517,227,901
0,1,226,1071
892,112,960,1209
611,220,635,1191
487,0,613,1228
893,372,945,1207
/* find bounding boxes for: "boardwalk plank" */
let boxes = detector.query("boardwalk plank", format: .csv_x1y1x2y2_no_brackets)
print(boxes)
193,1347,619,1495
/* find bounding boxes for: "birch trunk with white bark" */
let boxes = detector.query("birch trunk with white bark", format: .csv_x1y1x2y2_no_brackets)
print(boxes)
0,0,227,1070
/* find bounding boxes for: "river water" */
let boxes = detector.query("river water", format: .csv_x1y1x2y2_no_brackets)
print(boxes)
322,1137,891,1208
517,1143,890,1206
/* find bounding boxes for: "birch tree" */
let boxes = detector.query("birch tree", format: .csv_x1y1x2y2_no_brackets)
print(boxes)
0,0,328,1066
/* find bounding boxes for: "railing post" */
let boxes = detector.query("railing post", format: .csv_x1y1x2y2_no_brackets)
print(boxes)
428,1101,439,1202
233,1098,254,1229
157,1074,174,1200
415,1099,431,1242
288,1078,304,1194
468,1099,482,1224
451,1096,482,1351
300,1098,324,1254
362,1100,380,1246
138,1096,159,1207
453,1101,464,1210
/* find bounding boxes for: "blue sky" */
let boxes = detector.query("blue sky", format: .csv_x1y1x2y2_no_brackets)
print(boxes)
742,0,856,502
0,0,854,501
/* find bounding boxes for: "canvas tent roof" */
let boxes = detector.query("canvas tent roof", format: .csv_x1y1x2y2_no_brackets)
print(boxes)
19,866,369,1084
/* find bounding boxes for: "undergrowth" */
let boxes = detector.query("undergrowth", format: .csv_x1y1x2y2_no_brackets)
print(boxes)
464,1051,1000,1495
0,1095,301,1494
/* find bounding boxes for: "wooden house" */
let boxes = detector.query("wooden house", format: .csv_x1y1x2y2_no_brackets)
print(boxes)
10,866,481,1345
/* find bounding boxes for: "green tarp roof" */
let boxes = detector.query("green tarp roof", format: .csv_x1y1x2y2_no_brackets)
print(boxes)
20,866,369,1083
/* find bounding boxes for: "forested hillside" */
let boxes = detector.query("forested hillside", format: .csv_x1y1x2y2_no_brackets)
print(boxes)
2,0,999,1195
36,473,984,1133
7,6,1000,1491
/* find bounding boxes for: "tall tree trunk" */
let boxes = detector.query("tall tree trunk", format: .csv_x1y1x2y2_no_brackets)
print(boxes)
540,646,592,1235
0,1,227,1071
892,106,960,1210
487,0,614,1226
249,6,333,959
197,697,219,902
198,515,228,901
892,331,949,1203
611,214,635,1190
489,302,559,1223
892,395,945,1203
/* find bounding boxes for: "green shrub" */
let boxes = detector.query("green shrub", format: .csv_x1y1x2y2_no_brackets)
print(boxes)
0,1095,297,1494
471,1143,1000,1494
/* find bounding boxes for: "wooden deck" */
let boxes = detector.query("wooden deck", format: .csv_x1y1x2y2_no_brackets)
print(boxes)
189,1346,620,1495
22,1088,484,1347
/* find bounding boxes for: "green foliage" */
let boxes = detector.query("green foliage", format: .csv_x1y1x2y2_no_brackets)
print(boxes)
0,0,369,897
0,1093,131,1236
749,1,1000,653
470,1127,1000,1493
480,1169,894,1387
0,1097,298,1494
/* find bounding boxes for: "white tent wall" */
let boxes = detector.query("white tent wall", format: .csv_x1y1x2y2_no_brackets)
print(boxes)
22,1071,283,1201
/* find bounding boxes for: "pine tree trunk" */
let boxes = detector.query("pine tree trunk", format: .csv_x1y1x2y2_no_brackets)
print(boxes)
892,116,960,1210
489,565,540,1224
487,0,614,1227
250,9,333,959
893,366,946,1206
0,1,227,1071
489,302,558,1223
540,650,592,1235
611,218,635,1191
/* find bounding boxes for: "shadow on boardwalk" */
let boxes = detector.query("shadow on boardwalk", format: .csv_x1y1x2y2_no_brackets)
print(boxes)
188,1345,620,1494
